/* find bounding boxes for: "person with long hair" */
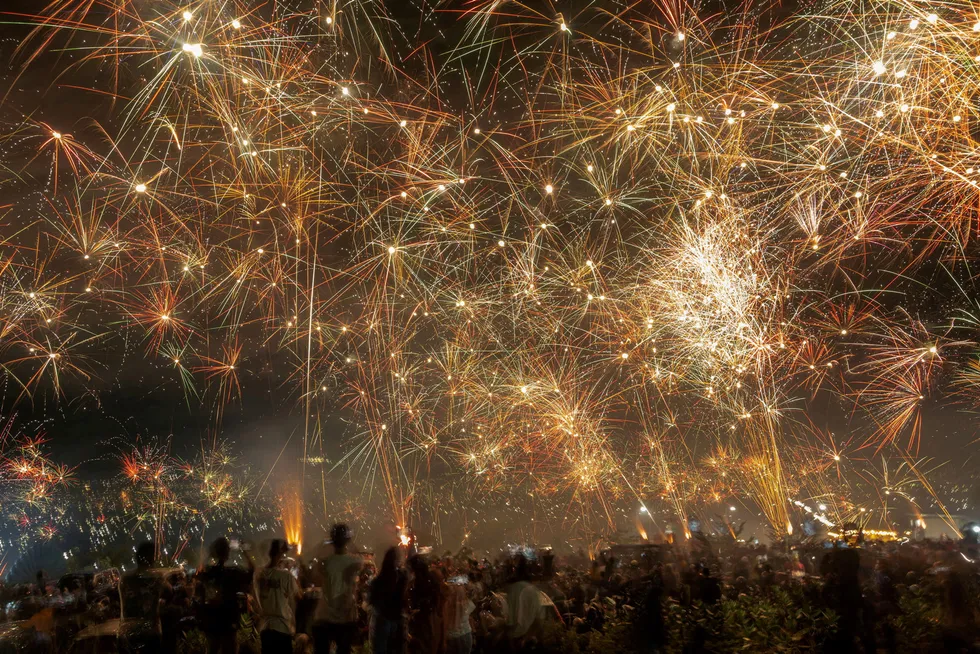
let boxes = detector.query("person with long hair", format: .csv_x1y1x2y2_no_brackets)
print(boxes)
444,582,475,654
407,556,444,654
370,547,407,654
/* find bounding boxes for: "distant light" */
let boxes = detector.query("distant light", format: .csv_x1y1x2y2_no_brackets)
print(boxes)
818,504,827,511
473,127,481,134
399,120,407,127
497,240,505,247
729,506,737,512
341,87,349,95
676,32,685,41
926,13,938,24
559,22,568,32
872,61,886,75
387,246,396,254
52,131,61,139
544,184,554,194
182,10,193,21
232,19,242,29
666,103,675,112
135,183,147,193
973,526,980,533
326,16,333,25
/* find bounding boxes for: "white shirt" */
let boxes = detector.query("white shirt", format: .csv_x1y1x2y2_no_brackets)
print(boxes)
505,581,553,639
448,598,475,637
255,567,299,634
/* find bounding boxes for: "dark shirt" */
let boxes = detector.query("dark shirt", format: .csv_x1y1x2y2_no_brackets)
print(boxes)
198,565,252,633
121,570,168,631
699,576,722,605
370,571,407,621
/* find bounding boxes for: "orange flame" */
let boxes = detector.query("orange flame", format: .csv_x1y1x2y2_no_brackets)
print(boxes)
281,490,303,556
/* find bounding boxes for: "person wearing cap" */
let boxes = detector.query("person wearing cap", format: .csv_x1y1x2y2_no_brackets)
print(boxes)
255,539,302,653
313,523,362,654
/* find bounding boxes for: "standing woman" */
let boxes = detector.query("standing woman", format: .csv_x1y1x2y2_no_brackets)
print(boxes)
444,582,475,654
407,556,443,654
370,547,407,654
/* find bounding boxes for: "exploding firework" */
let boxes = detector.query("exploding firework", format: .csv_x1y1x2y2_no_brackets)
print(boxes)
0,0,978,545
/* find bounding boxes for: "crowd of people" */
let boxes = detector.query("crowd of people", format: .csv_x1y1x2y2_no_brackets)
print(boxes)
1,525,979,653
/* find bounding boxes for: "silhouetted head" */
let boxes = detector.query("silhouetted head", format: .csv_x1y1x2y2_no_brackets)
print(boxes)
136,542,155,569
330,523,351,552
515,554,531,581
379,547,399,580
268,539,288,566
211,537,231,564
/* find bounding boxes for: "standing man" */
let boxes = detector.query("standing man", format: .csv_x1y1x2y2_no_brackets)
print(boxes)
120,541,168,653
255,539,301,654
313,524,362,654
198,537,255,654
